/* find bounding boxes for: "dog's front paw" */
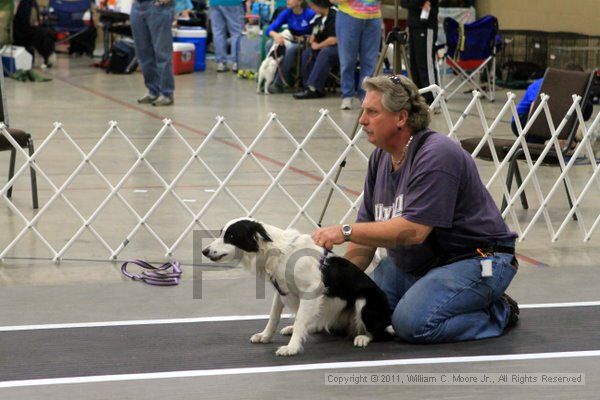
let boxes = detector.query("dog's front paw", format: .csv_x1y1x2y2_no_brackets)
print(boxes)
280,325,293,336
353,334,372,347
250,332,272,344
275,344,302,356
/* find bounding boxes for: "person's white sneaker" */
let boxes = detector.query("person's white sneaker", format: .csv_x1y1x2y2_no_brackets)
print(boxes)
340,97,353,110
231,62,238,73
152,95,174,106
137,93,159,104
216,62,228,72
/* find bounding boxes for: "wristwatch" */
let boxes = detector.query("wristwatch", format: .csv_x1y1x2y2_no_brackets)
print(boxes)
341,224,352,242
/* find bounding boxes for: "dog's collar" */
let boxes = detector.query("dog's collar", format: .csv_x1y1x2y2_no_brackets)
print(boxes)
269,275,288,296
319,248,330,269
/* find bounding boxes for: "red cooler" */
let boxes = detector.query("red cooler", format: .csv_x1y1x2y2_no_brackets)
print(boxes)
172,42,195,75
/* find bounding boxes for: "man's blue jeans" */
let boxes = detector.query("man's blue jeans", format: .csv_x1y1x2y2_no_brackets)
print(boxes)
130,0,175,97
335,11,381,100
210,5,244,65
372,252,517,343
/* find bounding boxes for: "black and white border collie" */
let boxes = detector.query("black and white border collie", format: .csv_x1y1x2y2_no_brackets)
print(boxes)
202,218,392,356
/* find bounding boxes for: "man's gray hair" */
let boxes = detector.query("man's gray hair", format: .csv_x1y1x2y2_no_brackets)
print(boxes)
362,75,431,131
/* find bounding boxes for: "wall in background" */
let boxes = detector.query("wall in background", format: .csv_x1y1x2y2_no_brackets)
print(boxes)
476,0,600,36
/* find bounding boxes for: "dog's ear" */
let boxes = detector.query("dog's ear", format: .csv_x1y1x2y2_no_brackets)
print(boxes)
223,219,272,253
254,223,272,243
274,45,286,58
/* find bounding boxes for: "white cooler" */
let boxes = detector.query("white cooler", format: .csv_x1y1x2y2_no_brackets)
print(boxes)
0,46,33,76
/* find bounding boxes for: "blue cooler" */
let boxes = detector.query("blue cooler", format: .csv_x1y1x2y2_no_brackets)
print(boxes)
172,27,206,71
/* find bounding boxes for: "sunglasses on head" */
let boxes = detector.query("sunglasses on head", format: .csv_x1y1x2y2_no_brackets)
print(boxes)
388,75,403,85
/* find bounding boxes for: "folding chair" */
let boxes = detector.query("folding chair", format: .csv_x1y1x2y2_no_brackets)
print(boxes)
442,15,500,102
0,71,39,209
461,68,595,214
46,0,94,55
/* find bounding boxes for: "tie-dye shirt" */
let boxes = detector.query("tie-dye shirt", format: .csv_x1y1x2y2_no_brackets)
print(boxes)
338,0,381,19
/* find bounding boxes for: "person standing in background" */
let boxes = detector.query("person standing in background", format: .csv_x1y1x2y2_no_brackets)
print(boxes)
131,0,176,106
400,0,438,105
12,0,56,68
210,0,245,72
332,0,381,110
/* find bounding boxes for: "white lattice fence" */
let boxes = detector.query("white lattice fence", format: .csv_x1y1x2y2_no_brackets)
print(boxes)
1,86,599,263
0,110,370,263
442,89,600,242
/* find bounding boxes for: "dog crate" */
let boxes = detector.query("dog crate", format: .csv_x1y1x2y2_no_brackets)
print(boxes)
498,30,600,72
547,45,600,71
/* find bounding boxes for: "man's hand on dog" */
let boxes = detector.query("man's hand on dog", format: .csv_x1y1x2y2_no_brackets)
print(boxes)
312,225,344,250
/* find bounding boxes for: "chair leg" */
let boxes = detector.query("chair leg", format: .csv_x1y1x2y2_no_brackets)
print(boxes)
513,161,528,209
561,175,577,221
502,155,526,212
7,148,16,199
28,139,39,209
501,159,515,213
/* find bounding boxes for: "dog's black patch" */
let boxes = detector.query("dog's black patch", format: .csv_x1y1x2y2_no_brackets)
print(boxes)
271,44,286,59
223,219,272,253
321,256,393,341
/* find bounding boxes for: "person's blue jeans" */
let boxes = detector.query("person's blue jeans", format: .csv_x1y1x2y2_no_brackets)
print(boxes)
210,5,244,65
372,252,517,343
335,11,381,100
301,45,339,92
130,0,175,97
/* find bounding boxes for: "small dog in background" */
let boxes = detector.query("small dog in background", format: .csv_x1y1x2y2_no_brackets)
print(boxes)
257,30,294,95
202,218,393,356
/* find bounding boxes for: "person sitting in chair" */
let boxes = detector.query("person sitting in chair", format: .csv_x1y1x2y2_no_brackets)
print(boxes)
292,0,338,100
265,0,315,93
512,63,593,144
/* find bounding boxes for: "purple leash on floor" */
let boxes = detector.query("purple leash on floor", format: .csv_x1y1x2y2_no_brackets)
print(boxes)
121,260,182,286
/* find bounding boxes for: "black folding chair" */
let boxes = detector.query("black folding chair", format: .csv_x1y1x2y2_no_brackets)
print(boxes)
461,68,594,214
0,71,39,209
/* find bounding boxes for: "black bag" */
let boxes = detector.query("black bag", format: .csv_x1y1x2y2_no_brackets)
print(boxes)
107,39,138,74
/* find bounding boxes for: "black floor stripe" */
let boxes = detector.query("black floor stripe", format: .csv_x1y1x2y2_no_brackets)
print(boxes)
3,307,600,382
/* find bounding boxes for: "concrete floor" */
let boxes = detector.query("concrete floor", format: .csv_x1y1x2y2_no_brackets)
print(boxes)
1,54,600,399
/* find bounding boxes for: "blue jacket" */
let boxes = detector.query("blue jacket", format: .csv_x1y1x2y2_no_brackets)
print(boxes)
265,7,316,37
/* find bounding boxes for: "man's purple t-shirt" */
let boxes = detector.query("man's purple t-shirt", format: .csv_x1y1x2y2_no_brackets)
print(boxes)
357,129,517,274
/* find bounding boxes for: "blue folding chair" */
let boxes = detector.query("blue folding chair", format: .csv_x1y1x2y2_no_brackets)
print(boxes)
46,0,94,54
442,15,501,102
